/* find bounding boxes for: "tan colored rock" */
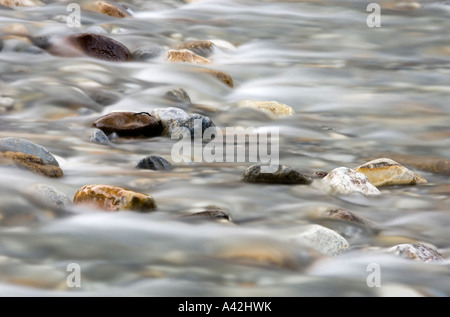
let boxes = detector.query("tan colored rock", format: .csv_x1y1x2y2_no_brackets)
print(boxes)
0,151,63,178
0,0,43,7
198,68,234,88
73,184,156,212
93,0,129,18
238,100,294,118
376,152,450,175
167,49,211,65
2,23,30,41
177,40,214,57
355,158,427,187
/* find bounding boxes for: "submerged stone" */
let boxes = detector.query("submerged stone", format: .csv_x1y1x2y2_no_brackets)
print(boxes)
0,137,59,166
242,164,312,185
0,151,63,178
92,112,163,137
389,243,444,263
136,156,173,170
319,167,381,196
296,224,349,256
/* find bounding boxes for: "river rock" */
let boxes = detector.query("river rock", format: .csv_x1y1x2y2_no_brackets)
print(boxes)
89,0,130,18
180,205,232,223
67,33,132,62
242,164,312,185
0,0,43,7
132,46,162,61
165,88,191,104
150,107,190,129
90,128,110,144
238,100,295,118
27,184,71,208
198,68,234,88
73,184,156,212
0,97,14,113
167,114,216,139
315,207,375,226
355,158,427,187
177,40,214,57
136,155,173,170
389,243,445,263
296,224,349,256
167,49,211,65
319,167,381,196
376,152,450,175
92,112,163,137
0,151,63,178
0,137,59,166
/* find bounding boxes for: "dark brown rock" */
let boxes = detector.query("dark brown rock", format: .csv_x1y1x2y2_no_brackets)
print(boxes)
242,164,312,185
136,156,172,170
92,112,163,137
0,151,63,178
67,33,132,62
73,184,156,212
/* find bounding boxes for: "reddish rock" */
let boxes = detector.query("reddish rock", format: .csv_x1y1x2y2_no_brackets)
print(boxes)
0,151,63,178
93,112,163,137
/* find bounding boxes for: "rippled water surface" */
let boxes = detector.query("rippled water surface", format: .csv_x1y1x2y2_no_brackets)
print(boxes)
0,0,449,296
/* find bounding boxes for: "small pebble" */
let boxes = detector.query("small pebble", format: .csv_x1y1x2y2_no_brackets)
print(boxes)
73,184,157,212
26,184,71,208
136,156,173,170
167,49,211,65
167,114,216,139
150,107,190,129
198,68,234,88
90,128,110,144
238,100,295,118
389,243,445,263
0,0,43,7
132,46,162,61
319,167,381,196
165,88,191,104
242,164,312,185
92,112,163,137
0,151,63,178
177,40,214,57
296,224,349,256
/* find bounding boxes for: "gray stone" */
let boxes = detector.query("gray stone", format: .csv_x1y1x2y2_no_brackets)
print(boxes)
0,137,59,166
136,156,172,170
168,114,216,139
242,164,312,185
150,107,190,129
165,88,191,104
90,128,110,144
319,167,380,196
389,243,445,263
132,46,162,61
27,184,71,208
296,224,349,256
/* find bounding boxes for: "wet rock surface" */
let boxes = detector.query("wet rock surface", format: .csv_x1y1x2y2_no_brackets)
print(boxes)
136,156,173,170
167,114,216,139
167,49,211,65
0,151,63,178
242,164,312,185
389,243,445,263
238,100,295,118
355,158,427,187
0,137,59,166
319,167,381,196
92,112,163,137
296,224,350,256
177,40,214,57
73,184,157,212
26,184,71,209
90,128,110,144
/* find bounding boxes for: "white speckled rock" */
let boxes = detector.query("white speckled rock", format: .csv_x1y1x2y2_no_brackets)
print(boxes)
150,107,190,129
319,167,381,196
389,243,444,263
0,0,43,7
296,224,349,256
238,100,294,118
167,49,211,65
27,184,71,208
355,158,427,187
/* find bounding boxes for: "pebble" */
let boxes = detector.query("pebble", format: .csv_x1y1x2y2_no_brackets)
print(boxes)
0,0,43,7
389,243,445,263
376,152,450,175
0,97,14,113
150,107,190,130
319,167,381,196
73,184,157,212
132,46,162,61
180,205,233,223
198,68,234,88
26,184,71,209
314,207,375,227
0,151,63,178
355,158,427,187
90,128,110,144
242,164,312,185
295,224,349,256
90,0,130,18
165,88,191,104
238,100,295,118
167,114,216,139
167,49,211,65
66,33,132,62
0,137,59,166
177,40,214,57
92,112,163,137
136,155,173,170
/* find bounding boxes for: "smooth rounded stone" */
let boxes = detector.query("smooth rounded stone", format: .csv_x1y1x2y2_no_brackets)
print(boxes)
0,137,59,166
0,97,14,113
26,184,71,209
89,0,130,18
167,114,216,139
242,164,312,185
165,88,191,104
355,158,427,187
198,68,234,88
92,112,163,137
0,151,63,178
177,40,214,57
2,23,29,41
238,100,295,118
136,155,172,170
319,167,381,196
179,205,233,223
314,207,375,227
167,49,211,65
150,107,190,129
85,88,121,106
132,46,163,61
295,224,350,256
389,243,445,263
377,152,450,175
73,184,157,212
0,0,43,7
90,128,110,144
67,33,132,62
